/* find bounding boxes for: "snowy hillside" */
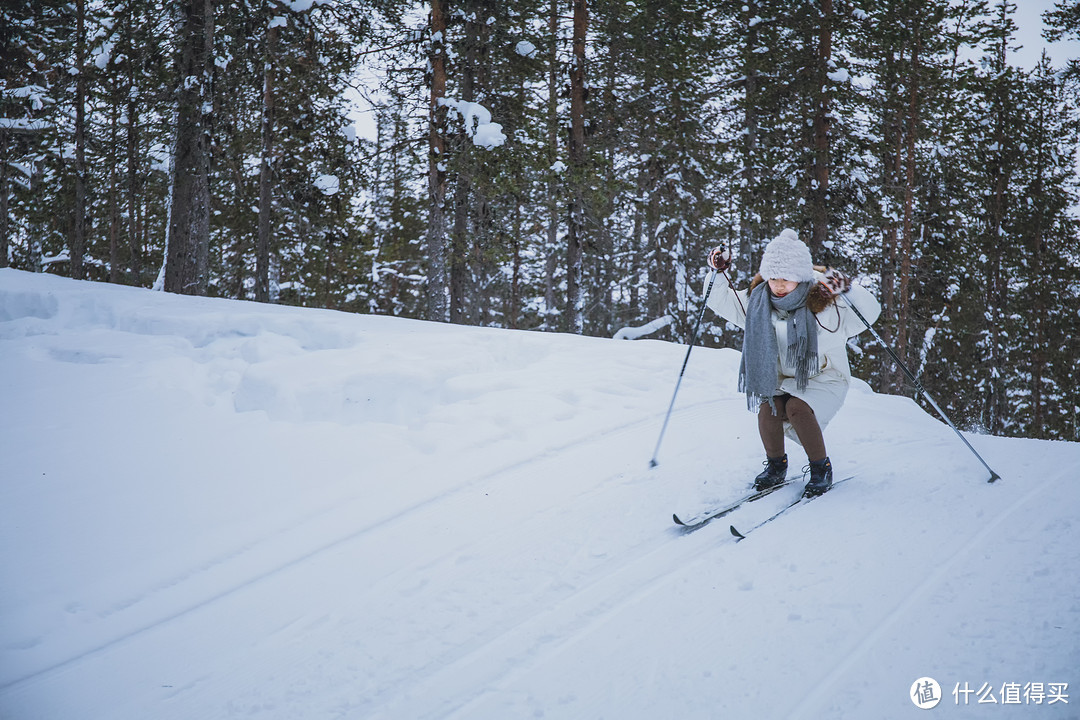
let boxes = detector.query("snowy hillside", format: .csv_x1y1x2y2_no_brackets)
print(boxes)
1,268,1077,720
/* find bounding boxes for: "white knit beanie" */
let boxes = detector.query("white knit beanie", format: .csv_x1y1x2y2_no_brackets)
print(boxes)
758,229,815,282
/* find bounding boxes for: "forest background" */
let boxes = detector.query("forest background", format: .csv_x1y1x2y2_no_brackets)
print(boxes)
2,0,1079,441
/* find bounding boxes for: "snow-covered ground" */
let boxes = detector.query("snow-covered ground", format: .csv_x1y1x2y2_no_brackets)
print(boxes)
1,268,1077,720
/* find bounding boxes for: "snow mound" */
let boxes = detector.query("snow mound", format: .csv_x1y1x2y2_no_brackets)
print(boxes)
1,268,1077,719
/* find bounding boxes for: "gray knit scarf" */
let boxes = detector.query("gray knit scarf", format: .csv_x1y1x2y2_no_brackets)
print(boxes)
739,281,818,413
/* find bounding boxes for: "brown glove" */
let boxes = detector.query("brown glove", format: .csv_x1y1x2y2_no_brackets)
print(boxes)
707,246,732,272
819,267,851,296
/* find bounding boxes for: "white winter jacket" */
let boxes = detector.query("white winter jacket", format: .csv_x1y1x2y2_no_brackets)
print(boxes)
706,272,881,436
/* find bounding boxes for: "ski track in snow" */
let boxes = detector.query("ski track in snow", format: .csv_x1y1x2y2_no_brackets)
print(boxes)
786,461,1077,719
206,401,731,719
0,395,712,694
2,270,1079,720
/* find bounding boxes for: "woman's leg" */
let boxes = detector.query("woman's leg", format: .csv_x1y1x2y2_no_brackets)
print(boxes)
757,398,787,458
784,396,827,462
755,398,790,490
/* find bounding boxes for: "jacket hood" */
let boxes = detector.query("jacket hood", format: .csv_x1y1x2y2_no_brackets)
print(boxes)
749,273,834,315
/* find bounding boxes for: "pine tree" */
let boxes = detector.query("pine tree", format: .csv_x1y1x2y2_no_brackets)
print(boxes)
0,0,66,269
1043,0,1080,85
163,0,214,296
971,0,1024,434
425,0,451,322
566,0,588,334
846,0,989,396
254,6,281,303
207,0,377,306
71,0,89,280
5,0,1076,441
587,0,723,340
367,100,427,317
1003,54,1080,438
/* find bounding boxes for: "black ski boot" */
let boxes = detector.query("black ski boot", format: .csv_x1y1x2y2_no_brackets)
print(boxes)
754,454,788,491
803,457,833,497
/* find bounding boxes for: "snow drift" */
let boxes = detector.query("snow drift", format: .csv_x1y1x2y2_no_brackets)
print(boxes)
1,268,1077,719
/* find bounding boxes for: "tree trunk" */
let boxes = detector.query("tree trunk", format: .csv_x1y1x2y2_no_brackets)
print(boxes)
164,0,213,296
544,0,560,329
72,0,88,280
896,14,923,380
108,99,121,283
739,0,760,270
124,3,144,284
425,0,449,322
450,1,481,324
565,0,587,334
509,202,522,329
1030,126,1046,432
28,165,43,271
877,43,904,393
255,16,279,303
808,0,832,256
0,131,9,268
984,18,1012,434
126,84,144,283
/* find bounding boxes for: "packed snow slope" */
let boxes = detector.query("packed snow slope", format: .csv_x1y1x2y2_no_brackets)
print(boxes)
1,268,1078,720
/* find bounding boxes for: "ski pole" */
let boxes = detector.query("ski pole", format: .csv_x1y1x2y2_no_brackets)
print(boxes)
839,293,1001,483
650,269,718,468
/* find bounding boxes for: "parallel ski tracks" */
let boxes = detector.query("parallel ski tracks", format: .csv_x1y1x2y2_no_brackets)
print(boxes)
4,395,973,716
784,464,1069,719
371,502,739,719
0,398,726,695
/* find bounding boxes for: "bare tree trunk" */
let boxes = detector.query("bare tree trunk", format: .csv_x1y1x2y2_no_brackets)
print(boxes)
425,0,449,322
986,142,1008,434
544,0,560,328
28,166,43,271
128,138,145,283
878,43,904,393
1029,98,1048,432
645,184,662,320
509,201,522,329
984,15,1011,434
897,15,923,375
164,0,213,296
108,99,121,283
628,180,644,319
123,4,144,284
739,0,760,270
126,85,144,283
0,131,9,268
565,0,587,334
808,0,832,256
72,0,88,280
450,1,480,324
255,17,279,303
449,178,471,322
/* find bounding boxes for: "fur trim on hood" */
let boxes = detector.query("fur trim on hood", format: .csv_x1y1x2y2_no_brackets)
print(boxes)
749,273,834,315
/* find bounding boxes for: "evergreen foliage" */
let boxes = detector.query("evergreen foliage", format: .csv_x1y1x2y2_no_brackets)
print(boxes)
1,0,1077,440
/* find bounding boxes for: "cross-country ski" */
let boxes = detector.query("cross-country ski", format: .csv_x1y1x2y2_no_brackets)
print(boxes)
2,271,1076,720
729,476,855,541
672,477,801,530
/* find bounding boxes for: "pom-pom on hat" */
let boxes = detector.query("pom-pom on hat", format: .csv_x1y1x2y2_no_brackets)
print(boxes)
758,229,815,282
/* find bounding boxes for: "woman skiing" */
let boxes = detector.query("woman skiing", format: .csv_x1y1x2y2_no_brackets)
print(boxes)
705,229,881,497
